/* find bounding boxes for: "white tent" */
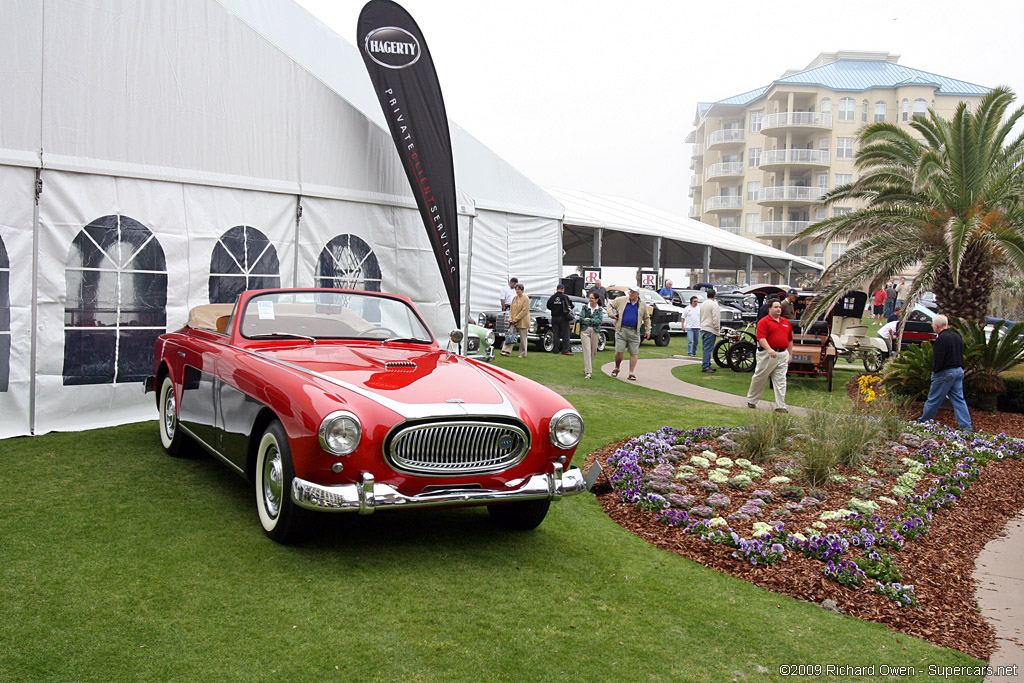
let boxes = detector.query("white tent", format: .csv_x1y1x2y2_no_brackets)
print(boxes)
549,188,824,282
0,0,562,437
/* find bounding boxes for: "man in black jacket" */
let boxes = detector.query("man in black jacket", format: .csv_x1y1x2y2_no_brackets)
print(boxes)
917,314,972,431
547,284,574,355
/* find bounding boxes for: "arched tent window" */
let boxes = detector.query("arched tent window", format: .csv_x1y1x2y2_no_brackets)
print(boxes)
63,215,167,385
208,226,281,304
0,234,10,392
317,234,382,291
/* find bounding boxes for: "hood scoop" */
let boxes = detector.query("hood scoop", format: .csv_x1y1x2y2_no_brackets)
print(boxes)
385,360,417,371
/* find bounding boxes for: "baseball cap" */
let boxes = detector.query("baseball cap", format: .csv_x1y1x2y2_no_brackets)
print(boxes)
556,283,565,290
628,285,641,293
788,289,798,295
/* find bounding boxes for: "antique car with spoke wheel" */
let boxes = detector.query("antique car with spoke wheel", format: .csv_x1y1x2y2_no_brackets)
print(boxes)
148,289,596,543
713,325,756,368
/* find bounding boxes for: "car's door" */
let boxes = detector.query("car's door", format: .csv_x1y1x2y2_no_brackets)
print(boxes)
175,331,224,451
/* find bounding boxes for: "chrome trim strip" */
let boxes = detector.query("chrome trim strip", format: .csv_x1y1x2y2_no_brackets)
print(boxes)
226,343,518,420
178,424,245,476
291,465,590,513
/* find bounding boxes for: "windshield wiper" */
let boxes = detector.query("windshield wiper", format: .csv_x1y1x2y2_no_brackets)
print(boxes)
383,336,429,345
248,332,317,344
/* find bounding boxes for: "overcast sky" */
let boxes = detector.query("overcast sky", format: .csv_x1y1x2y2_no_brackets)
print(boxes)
294,0,1024,219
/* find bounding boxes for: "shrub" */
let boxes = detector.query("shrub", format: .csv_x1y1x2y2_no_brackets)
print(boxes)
733,411,796,463
779,485,806,500
831,416,880,468
799,436,837,488
882,342,933,403
998,376,1024,413
954,318,1024,408
854,551,902,584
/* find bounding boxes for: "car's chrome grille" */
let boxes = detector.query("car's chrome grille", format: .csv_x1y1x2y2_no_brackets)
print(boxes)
387,421,530,475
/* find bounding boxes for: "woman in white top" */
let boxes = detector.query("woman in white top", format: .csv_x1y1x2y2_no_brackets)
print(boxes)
683,296,702,356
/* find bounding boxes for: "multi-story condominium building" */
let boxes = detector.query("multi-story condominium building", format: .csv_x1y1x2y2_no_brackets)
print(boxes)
687,51,989,282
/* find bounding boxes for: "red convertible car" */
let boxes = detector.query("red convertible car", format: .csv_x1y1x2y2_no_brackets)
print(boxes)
147,289,593,543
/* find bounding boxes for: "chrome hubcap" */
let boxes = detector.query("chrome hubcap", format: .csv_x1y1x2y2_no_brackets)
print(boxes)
163,389,176,438
262,445,283,519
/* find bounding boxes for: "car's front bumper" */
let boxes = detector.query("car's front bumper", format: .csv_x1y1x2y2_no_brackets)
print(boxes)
291,462,598,514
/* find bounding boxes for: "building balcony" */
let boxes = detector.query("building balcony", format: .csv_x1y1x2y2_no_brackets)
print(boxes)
760,111,833,134
705,162,744,181
689,206,701,219
718,226,741,235
756,186,827,205
690,174,703,188
706,128,745,147
758,149,830,170
691,143,704,158
704,195,743,212
755,220,811,236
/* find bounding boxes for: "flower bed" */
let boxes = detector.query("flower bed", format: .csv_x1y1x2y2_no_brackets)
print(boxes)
591,421,1024,659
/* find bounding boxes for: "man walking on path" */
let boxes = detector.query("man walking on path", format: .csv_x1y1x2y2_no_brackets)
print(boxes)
746,299,794,412
918,314,973,431
699,290,720,373
546,283,574,355
683,295,701,356
608,285,651,380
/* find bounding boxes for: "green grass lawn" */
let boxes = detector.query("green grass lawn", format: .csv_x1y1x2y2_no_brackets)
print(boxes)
672,362,861,411
0,339,985,681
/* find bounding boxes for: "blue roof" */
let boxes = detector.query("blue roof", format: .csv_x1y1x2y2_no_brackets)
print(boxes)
707,59,990,108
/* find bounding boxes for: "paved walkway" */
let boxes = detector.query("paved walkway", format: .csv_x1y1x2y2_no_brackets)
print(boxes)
599,355,809,417
601,355,1023,675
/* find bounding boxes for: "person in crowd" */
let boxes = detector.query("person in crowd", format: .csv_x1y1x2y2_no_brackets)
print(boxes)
917,314,973,431
592,279,607,306
884,281,898,319
757,295,779,322
872,286,887,324
579,290,604,379
699,289,720,373
746,299,794,412
780,289,798,320
896,277,910,308
659,279,675,303
500,283,530,358
887,305,902,323
608,285,651,381
877,317,900,360
546,283,574,355
499,277,517,312
684,295,701,357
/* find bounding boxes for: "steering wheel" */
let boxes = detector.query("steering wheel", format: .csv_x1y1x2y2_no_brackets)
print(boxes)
357,327,398,338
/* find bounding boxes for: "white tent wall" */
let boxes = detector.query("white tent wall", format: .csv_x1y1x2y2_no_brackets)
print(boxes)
0,166,35,439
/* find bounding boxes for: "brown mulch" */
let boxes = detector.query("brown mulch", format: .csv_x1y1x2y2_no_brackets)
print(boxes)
584,419,1024,661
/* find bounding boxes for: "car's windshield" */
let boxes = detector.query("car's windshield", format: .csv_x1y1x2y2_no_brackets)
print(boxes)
240,291,433,342
714,284,736,294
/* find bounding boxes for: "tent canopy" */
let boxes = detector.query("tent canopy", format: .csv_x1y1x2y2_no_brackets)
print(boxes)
549,187,823,277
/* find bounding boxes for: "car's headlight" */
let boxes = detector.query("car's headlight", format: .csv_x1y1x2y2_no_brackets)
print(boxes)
549,409,584,449
485,330,495,345
529,320,537,333
744,295,757,311
477,313,486,326
319,411,362,456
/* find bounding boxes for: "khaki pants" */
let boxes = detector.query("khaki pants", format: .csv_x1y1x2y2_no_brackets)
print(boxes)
501,326,529,357
746,349,789,409
581,327,599,375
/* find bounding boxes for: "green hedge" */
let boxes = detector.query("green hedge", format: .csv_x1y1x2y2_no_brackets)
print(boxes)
998,376,1024,413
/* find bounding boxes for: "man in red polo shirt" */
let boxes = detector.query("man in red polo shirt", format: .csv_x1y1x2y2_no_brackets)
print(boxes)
746,299,794,412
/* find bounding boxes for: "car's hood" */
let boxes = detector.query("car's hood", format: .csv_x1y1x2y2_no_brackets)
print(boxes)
255,344,505,405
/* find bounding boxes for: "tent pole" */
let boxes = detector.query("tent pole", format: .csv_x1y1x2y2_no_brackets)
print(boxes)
462,214,475,353
703,246,711,283
785,261,792,287
593,227,602,267
293,195,302,287
29,168,42,434
746,254,753,286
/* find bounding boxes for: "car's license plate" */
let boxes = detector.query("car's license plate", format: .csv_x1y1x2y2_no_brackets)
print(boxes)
792,353,813,363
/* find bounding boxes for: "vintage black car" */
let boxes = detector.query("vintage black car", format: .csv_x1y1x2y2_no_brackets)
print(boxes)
477,294,616,352
694,282,759,321
603,286,682,346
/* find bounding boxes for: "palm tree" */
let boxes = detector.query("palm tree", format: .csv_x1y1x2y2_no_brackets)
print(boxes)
797,87,1024,324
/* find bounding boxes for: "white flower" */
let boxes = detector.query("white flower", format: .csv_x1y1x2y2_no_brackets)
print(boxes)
690,455,711,468
812,521,828,530
708,517,727,527
768,476,791,485
700,450,717,460
735,458,752,468
751,522,774,538
878,496,898,506
790,532,807,543
715,457,734,469
708,471,729,484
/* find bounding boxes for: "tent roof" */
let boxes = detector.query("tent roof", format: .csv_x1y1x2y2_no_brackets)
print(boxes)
548,187,823,274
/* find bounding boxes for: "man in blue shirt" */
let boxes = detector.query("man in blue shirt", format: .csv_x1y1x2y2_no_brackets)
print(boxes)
659,280,675,303
608,286,651,380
